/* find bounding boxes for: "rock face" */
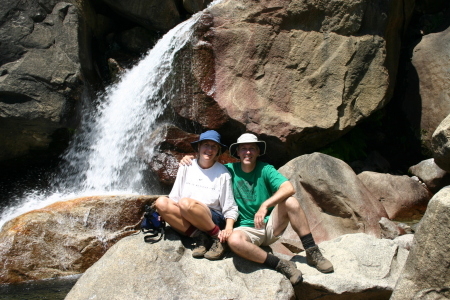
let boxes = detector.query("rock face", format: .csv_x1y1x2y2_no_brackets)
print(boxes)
0,1,86,162
391,186,450,300
146,124,238,184
98,0,181,32
278,153,388,243
169,0,414,165
432,113,450,173
65,232,409,300
412,27,450,149
409,158,450,193
0,195,157,284
66,230,296,300
183,0,213,14
410,25,450,149
357,171,432,220
294,233,410,300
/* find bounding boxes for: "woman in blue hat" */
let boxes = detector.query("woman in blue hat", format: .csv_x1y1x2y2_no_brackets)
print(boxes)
155,130,238,260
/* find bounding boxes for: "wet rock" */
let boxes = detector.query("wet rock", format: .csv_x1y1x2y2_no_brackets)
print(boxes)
0,195,158,284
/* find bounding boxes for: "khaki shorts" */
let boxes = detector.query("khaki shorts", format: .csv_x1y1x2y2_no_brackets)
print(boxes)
234,209,285,247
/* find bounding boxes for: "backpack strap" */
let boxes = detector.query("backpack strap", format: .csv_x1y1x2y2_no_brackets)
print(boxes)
141,204,166,244
143,225,165,244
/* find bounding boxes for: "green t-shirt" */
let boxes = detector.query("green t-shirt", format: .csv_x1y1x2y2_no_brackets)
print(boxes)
225,161,288,227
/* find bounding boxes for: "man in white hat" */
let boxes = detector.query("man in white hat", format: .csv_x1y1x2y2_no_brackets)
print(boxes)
225,133,333,285
181,133,333,285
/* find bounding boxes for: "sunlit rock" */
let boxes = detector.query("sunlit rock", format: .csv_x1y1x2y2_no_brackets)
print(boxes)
358,171,432,220
0,195,157,284
65,232,409,300
278,153,389,244
391,186,450,300
171,0,415,166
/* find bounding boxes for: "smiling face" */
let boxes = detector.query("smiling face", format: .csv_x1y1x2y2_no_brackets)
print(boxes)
237,143,260,169
197,140,220,168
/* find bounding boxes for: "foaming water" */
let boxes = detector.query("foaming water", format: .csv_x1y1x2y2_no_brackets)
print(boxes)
0,0,224,230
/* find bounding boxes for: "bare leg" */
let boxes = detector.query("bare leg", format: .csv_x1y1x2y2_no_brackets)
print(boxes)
272,196,311,238
154,196,192,233
178,197,216,232
227,230,268,263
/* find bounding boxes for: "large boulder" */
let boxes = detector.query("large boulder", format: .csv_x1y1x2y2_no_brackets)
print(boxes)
0,1,89,163
294,233,410,300
66,230,296,300
169,0,415,165
0,195,157,284
391,186,450,300
65,231,409,300
432,113,450,173
278,153,388,244
409,158,450,193
357,171,432,220
409,25,450,150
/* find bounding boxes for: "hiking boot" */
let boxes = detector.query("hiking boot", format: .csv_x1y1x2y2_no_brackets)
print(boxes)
275,259,303,286
306,245,334,273
192,232,212,258
204,238,228,260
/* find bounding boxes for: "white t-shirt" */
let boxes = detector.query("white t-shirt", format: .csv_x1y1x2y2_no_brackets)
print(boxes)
169,159,239,221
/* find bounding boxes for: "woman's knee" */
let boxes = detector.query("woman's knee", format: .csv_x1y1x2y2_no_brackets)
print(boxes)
178,197,195,212
155,196,170,212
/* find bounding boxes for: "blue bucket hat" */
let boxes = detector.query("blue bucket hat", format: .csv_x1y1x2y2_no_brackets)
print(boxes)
191,130,227,152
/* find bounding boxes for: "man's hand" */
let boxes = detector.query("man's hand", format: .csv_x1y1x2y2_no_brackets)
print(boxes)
179,155,195,166
254,205,268,229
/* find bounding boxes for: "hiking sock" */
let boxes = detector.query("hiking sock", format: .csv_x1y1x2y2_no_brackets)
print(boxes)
185,225,200,237
206,225,220,238
300,233,316,250
264,253,281,269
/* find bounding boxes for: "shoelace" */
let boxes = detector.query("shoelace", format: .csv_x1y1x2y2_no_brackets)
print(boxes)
209,240,220,251
310,248,324,262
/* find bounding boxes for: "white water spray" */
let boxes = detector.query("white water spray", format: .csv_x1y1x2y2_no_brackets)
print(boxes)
0,0,223,229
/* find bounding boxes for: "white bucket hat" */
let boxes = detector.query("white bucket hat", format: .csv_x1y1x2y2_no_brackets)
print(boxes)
229,133,266,159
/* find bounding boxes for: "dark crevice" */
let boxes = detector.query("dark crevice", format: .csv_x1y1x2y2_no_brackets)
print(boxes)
0,92,35,104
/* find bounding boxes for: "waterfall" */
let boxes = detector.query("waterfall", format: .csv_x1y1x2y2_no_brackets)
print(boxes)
0,0,223,229
56,16,197,194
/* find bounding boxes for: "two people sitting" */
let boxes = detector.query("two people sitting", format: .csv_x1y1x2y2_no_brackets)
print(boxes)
155,131,333,285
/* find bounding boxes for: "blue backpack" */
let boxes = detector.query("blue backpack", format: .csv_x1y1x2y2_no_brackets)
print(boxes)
141,204,165,243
